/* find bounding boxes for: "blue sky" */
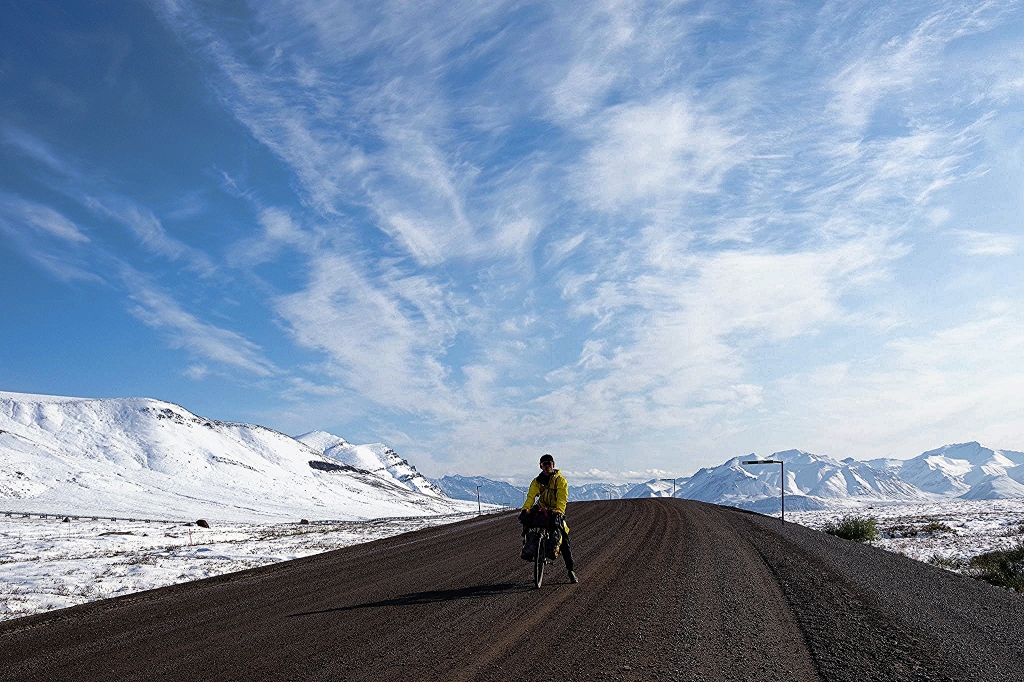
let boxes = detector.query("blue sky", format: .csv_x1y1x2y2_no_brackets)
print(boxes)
2,1,1022,483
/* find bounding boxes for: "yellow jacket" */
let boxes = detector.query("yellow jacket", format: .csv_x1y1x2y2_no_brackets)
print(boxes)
521,469,568,516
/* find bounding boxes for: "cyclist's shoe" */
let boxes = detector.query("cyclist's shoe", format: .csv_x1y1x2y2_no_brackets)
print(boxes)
568,571,580,584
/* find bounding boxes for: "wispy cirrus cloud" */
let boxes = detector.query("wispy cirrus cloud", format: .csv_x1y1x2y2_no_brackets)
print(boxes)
140,0,1024,477
575,93,743,211
1,125,84,183
0,195,90,244
227,207,312,268
153,0,551,268
0,122,267,383
0,193,99,283
953,231,1021,257
0,217,99,284
824,1,1011,133
122,268,278,378
84,196,217,277
3,125,218,276
273,253,464,416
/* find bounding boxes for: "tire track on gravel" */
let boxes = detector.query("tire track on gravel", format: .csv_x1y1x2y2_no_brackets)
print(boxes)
463,500,661,681
665,501,820,682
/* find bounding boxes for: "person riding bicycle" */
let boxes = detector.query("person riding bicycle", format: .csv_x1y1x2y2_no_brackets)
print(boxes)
518,453,579,584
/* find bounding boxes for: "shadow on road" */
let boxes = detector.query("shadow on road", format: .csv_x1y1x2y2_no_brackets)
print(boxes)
289,582,528,617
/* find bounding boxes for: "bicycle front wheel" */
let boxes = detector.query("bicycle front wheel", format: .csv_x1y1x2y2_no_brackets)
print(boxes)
533,532,545,588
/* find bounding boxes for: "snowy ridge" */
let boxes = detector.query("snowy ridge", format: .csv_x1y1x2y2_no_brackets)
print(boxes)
570,482,634,501
896,443,1024,497
439,443,1024,512
432,475,527,507
624,479,682,499
5,390,1023,520
0,391,474,522
637,445,1024,510
299,432,447,498
433,475,635,506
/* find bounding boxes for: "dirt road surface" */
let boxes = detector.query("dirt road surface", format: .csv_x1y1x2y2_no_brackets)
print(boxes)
3,499,1023,681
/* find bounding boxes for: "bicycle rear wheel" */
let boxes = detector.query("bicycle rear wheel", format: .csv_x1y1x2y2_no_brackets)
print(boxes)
533,531,546,588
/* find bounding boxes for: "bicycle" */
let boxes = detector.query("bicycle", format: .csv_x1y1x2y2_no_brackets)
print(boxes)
521,508,560,588
528,525,550,588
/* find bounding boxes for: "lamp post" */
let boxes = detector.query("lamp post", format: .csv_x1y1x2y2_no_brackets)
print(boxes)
740,459,785,522
475,485,482,515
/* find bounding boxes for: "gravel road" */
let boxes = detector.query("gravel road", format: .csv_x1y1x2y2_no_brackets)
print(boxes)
2,498,1022,681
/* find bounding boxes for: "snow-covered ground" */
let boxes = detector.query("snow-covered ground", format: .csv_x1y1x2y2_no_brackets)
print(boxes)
0,512,476,622
5,498,1024,624
789,498,1024,565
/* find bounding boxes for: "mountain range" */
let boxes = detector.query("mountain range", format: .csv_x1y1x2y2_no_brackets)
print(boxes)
3,390,1023,521
435,445,1024,512
0,391,473,522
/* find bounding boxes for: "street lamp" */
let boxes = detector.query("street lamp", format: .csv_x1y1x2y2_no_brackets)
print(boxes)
740,459,785,522
475,485,482,515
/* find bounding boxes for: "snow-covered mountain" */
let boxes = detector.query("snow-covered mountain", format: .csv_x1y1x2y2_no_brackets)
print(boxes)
623,444,1024,509
433,475,635,506
624,479,686,498
442,443,1024,513
570,482,635,501
0,391,474,522
432,475,527,507
298,431,446,498
6,388,1022,521
896,442,1024,498
666,449,932,512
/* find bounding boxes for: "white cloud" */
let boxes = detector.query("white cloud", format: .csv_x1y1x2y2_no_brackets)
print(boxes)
155,0,523,267
825,2,1008,134
85,196,216,277
274,253,464,417
545,232,587,267
1,125,84,182
953,230,1020,257
0,194,98,283
576,93,742,210
461,364,497,409
122,269,278,377
773,304,1024,460
140,0,1024,478
540,0,703,124
281,377,343,399
524,225,906,453
551,61,618,121
184,364,209,380
228,207,311,267
0,196,89,244
0,216,100,283
2,127,219,284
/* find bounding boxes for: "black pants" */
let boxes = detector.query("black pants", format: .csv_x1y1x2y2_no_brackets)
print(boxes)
557,521,575,572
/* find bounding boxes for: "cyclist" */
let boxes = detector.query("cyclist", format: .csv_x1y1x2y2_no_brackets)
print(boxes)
518,453,579,584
